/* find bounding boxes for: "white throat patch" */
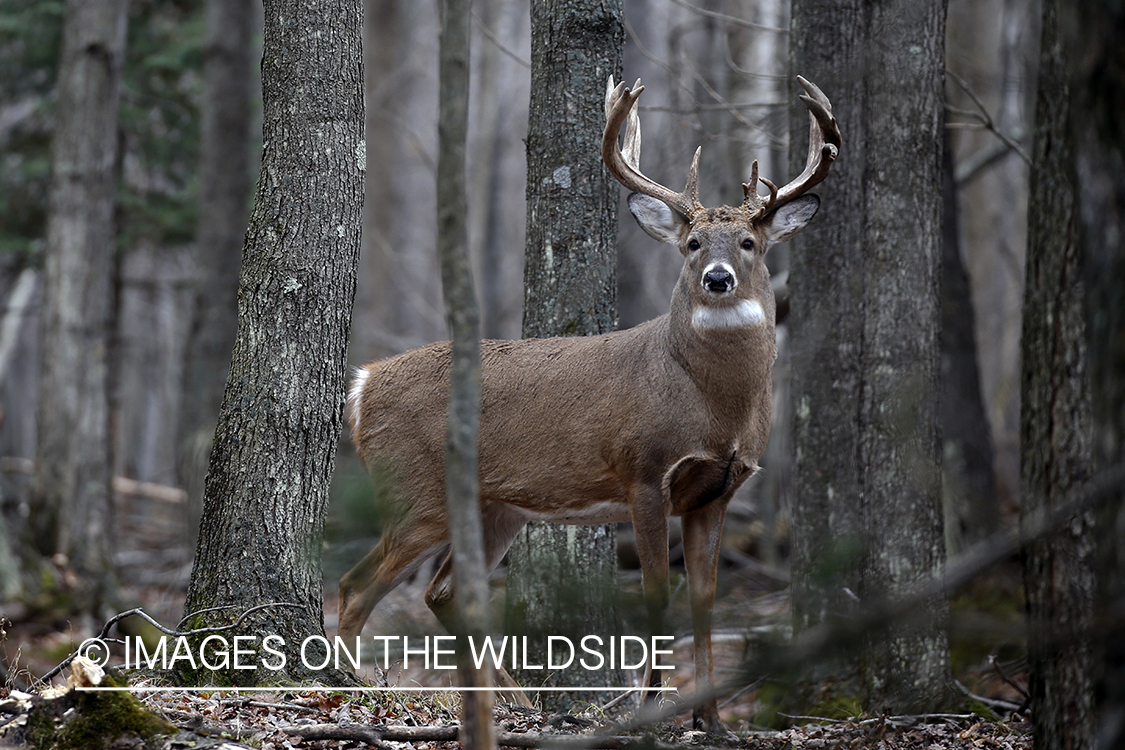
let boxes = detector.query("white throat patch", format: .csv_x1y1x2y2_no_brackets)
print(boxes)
692,299,766,331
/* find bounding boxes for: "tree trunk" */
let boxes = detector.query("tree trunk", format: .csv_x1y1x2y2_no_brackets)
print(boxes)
788,0,953,713
504,0,625,709
177,0,256,538
180,0,363,685
946,0,1038,512
1019,1,1097,746
32,0,129,607
941,133,999,555
1069,3,1125,745
437,0,495,746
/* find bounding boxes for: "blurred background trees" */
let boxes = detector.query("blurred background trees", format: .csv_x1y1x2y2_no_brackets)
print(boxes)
0,0,1120,733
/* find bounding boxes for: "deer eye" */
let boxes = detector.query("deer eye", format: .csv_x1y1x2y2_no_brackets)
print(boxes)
687,238,701,252
741,239,755,251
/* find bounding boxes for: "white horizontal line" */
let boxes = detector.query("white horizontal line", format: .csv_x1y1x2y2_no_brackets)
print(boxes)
77,686,677,693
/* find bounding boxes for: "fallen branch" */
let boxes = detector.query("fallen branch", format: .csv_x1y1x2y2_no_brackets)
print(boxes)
283,723,692,750
0,457,187,504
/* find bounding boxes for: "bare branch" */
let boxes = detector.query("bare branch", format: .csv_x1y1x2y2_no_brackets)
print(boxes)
945,68,1031,165
472,9,530,69
667,0,787,33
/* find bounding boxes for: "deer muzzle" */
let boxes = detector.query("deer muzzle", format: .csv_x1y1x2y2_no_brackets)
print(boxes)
701,263,736,294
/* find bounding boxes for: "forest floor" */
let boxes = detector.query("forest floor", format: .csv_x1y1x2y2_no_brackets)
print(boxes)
1,474,1033,749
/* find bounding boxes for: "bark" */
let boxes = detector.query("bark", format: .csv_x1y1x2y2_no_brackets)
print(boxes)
32,0,129,603
1069,3,1125,745
437,0,495,746
180,0,363,684
1027,27,1100,739
177,0,256,535
1019,1,1097,747
788,0,953,713
504,0,625,709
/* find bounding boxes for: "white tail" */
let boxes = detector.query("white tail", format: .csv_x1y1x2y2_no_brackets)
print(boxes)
340,76,840,732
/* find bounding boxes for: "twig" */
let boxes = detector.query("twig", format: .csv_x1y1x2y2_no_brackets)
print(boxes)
955,140,1019,186
777,712,848,724
988,654,1030,701
954,679,1021,719
945,68,1031,166
35,602,307,687
717,678,761,710
176,601,307,632
471,8,530,69
0,657,29,693
622,16,782,149
667,0,787,33
599,685,639,712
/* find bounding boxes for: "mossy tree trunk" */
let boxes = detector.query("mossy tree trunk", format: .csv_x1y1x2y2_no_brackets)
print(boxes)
180,0,363,684
504,0,625,709
788,0,953,713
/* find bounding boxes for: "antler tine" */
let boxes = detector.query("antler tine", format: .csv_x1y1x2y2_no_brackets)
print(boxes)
743,161,781,220
621,79,643,171
603,77,701,219
764,75,842,212
683,147,702,207
742,160,764,215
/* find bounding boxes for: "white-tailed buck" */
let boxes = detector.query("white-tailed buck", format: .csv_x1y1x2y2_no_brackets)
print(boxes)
342,76,840,733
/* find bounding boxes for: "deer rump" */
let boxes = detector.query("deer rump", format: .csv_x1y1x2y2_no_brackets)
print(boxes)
348,316,762,534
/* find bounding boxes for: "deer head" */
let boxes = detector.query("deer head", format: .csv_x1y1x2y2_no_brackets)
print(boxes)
603,76,841,336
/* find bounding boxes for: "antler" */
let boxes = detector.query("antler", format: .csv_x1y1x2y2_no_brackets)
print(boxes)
748,75,841,218
603,77,703,220
604,75,840,222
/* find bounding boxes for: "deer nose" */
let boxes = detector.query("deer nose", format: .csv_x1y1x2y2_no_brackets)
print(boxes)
702,267,735,293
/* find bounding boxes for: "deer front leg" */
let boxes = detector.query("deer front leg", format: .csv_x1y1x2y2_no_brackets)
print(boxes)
629,490,670,698
681,498,731,736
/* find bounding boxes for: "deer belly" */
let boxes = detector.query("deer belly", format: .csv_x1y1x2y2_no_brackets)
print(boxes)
516,499,632,525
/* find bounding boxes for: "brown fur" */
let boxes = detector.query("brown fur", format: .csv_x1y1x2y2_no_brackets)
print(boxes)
340,76,836,734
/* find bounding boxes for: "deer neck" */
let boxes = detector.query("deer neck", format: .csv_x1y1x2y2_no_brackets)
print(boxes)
665,283,776,413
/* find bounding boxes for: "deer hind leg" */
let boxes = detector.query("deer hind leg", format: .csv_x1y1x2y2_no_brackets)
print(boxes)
629,486,671,700
337,515,449,643
681,498,732,737
423,503,531,706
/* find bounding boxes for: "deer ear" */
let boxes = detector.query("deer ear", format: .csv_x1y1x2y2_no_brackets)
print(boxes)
628,192,687,244
764,194,820,244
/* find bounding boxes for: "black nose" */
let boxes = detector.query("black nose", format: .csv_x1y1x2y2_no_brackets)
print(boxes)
703,269,734,293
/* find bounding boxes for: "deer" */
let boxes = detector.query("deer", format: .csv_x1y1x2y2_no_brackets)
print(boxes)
340,75,840,734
